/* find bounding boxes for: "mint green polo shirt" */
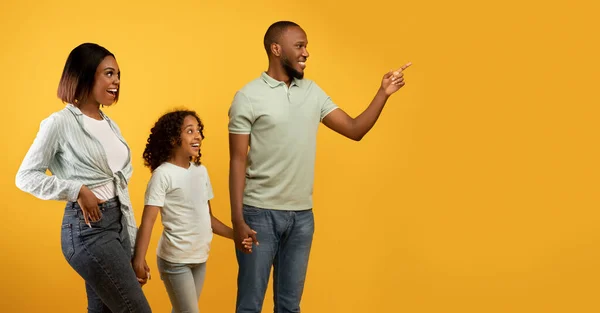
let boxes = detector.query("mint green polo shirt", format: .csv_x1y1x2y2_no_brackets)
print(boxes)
228,72,338,210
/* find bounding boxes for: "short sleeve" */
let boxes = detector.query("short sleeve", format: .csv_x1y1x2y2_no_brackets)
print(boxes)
228,91,254,134
314,83,339,121
144,169,169,207
204,166,214,201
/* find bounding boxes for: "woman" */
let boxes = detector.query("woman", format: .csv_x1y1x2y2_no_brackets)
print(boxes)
15,43,152,313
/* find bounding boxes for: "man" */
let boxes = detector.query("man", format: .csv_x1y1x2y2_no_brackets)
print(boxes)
228,20,410,313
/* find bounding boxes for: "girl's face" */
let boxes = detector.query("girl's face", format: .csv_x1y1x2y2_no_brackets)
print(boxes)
173,115,203,159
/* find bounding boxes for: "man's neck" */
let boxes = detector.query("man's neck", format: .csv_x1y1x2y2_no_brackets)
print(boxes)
266,65,292,87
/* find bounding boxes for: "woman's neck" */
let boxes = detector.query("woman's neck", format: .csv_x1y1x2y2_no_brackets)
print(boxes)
76,101,102,120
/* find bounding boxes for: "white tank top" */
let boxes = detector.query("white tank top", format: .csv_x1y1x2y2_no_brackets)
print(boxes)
82,114,129,200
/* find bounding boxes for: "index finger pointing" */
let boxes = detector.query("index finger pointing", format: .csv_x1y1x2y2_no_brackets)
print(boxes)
398,62,412,72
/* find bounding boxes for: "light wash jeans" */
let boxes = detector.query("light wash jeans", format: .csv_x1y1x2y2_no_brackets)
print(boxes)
157,256,207,313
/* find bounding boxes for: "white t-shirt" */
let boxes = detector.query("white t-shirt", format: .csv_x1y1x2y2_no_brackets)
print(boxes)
82,115,129,200
145,162,214,263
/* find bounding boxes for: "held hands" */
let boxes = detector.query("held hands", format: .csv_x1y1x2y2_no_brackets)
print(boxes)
77,185,103,227
132,258,150,286
233,221,258,254
381,62,412,96
241,236,254,251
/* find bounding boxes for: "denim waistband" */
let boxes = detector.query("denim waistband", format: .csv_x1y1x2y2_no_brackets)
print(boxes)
66,197,120,212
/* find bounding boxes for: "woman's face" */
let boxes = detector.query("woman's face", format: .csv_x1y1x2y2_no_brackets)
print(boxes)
91,56,120,106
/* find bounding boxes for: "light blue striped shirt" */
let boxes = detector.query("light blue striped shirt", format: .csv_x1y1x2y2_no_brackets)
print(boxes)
16,104,138,250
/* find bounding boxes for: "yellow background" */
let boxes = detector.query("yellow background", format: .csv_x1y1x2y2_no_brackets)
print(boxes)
1,0,599,312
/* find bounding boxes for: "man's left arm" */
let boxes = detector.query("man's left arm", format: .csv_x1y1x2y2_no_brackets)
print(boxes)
322,63,411,141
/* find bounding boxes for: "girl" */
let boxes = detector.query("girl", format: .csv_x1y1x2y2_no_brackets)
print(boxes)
15,43,152,312
132,110,253,313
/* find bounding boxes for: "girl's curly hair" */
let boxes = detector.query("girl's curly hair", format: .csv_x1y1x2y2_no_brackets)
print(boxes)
143,110,205,172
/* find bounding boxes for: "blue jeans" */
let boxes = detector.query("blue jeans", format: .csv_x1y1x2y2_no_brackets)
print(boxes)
236,205,314,313
61,198,152,313
157,257,207,313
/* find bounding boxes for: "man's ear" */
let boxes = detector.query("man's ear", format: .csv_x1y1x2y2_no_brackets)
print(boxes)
271,43,281,57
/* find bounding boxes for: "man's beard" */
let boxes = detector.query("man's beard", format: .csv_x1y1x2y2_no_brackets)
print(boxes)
281,55,304,80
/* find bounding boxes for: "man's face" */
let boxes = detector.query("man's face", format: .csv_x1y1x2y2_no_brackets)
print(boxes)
278,26,309,79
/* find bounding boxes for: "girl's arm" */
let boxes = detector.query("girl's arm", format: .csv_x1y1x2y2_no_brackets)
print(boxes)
209,201,234,239
132,205,160,283
209,201,255,251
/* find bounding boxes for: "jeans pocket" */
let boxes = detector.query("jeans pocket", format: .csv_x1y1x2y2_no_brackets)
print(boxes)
61,223,75,261
78,210,104,227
